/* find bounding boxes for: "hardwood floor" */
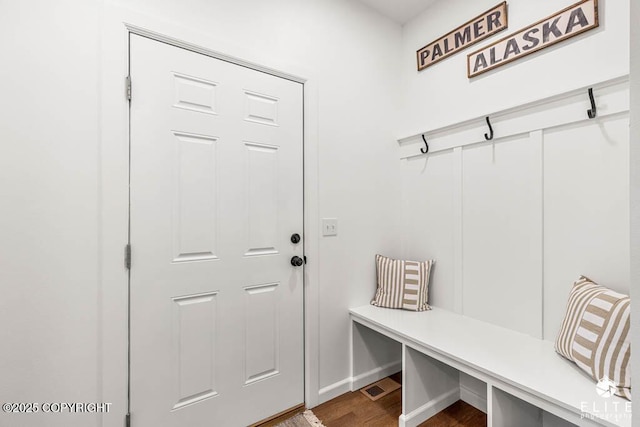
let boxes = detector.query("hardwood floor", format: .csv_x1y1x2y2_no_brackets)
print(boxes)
253,404,305,427
311,373,486,427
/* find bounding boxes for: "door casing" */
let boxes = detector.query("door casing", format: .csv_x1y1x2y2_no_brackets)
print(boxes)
128,33,305,425
100,7,321,426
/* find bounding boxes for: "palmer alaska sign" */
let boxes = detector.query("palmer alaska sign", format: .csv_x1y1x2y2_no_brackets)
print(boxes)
417,2,508,71
467,0,598,78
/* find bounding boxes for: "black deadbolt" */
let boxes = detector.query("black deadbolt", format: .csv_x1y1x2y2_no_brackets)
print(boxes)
290,233,301,244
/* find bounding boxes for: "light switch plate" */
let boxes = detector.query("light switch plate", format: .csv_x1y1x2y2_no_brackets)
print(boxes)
322,218,338,236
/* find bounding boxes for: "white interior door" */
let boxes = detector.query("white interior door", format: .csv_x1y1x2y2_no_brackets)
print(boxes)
129,34,304,427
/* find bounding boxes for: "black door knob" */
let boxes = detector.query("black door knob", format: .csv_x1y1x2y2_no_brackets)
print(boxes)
291,256,304,267
291,233,301,244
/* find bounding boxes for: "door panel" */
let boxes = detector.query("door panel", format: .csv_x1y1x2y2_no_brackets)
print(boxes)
129,34,304,427
244,283,280,385
172,132,219,262
171,291,218,410
245,141,279,255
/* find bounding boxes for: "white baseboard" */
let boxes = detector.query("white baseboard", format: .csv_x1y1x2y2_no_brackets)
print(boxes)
460,383,487,414
351,360,402,391
316,360,402,406
399,388,460,427
317,377,352,405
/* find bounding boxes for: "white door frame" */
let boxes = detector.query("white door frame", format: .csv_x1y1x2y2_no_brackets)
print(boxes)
100,6,320,426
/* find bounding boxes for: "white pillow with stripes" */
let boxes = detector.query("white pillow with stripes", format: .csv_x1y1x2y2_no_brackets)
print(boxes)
371,254,434,312
555,276,631,400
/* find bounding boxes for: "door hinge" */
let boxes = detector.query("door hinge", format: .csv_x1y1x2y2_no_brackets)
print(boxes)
126,75,132,101
125,244,131,270
125,413,131,427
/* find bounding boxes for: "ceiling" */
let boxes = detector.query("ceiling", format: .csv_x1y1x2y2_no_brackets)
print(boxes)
357,0,440,25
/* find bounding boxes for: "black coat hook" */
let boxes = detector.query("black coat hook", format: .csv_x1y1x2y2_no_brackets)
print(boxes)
587,88,597,119
484,116,494,141
421,134,429,154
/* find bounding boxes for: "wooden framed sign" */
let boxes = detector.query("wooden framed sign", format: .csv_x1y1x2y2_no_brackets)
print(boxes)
467,0,598,78
417,2,508,72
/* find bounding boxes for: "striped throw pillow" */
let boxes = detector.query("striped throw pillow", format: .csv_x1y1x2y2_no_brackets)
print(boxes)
555,276,631,400
371,254,434,312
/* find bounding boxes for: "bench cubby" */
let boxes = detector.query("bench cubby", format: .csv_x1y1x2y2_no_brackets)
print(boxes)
350,305,631,427
490,385,577,427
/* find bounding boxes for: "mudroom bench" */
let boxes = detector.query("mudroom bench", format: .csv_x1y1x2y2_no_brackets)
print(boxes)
350,305,631,427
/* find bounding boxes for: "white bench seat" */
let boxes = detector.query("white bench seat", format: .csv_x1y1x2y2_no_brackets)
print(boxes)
350,305,631,427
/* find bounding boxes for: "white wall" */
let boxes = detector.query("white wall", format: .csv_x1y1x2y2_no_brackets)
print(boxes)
108,0,402,403
400,0,630,136
399,0,630,341
0,0,403,424
0,2,102,427
629,1,640,426
1,0,634,425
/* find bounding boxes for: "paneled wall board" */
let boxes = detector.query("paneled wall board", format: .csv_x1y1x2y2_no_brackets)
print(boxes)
401,151,456,311
543,115,630,340
461,134,543,338
398,77,629,160
400,80,630,342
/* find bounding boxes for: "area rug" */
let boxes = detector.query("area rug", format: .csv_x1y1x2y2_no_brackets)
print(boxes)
274,410,325,427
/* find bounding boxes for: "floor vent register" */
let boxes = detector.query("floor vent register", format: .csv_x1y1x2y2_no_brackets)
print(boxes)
360,377,401,401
